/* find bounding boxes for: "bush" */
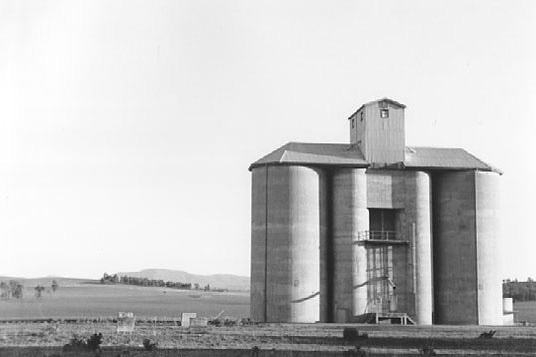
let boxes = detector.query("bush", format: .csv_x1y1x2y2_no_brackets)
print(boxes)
63,332,103,353
343,327,359,341
223,317,237,327
87,333,103,351
478,330,496,339
239,317,256,326
208,318,222,327
143,338,157,351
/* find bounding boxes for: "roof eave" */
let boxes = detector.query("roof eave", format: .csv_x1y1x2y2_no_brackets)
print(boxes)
403,164,502,174
249,162,370,171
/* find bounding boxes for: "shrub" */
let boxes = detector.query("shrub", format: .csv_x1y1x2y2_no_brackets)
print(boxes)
223,317,237,327
208,318,222,327
87,333,103,351
478,330,496,339
63,332,103,353
343,327,359,341
143,338,157,351
251,346,260,357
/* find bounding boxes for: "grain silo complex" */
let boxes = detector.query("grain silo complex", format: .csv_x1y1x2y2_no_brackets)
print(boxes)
249,98,506,325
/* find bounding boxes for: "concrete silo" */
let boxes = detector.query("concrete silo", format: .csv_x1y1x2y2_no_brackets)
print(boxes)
250,165,327,323
249,98,504,325
406,171,433,325
433,170,502,325
332,168,368,322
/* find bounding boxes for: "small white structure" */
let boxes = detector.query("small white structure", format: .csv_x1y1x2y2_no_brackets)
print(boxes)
503,298,515,325
117,312,136,333
181,312,197,328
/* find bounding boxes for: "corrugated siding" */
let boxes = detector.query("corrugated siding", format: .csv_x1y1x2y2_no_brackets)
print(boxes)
364,103,405,164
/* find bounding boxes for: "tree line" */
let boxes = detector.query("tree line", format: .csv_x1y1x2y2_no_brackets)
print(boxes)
100,273,211,290
503,279,536,302
0,281,24,299
0,280,60,299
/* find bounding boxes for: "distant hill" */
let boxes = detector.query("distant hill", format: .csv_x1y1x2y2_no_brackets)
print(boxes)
115,269,250,291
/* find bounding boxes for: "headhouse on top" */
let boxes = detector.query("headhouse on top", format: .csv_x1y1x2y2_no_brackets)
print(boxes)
348,98,406,165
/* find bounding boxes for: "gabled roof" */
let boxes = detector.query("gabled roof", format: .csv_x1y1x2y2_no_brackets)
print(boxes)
348,97,406,119
249,142,367,170
249,142,501,173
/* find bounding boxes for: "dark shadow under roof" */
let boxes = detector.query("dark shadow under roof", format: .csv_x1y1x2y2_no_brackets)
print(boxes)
249,142,500,173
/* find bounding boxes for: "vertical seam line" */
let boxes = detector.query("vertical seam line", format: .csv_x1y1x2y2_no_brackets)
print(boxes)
474,171,479,324
264,164,268,322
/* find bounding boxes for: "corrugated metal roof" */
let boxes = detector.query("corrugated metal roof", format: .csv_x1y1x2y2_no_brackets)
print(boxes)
249,142,500,173
403,147,500,173
249,142,367,170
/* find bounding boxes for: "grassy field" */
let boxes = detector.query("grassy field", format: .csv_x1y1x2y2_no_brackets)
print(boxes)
0,281,249,319
2,278,535,327
3,322,536,355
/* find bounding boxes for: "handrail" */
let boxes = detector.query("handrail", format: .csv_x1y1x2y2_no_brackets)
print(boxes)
357,230,397,241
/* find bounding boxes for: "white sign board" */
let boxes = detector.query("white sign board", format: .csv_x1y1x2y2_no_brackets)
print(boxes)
181,312,197,328
117,312,136,333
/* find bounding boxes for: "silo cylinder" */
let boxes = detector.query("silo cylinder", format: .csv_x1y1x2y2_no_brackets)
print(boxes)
433,170,502,325
263,165,326,323
332,168,369,322
413,171,433,325
250,167,268,322
475,171,502,325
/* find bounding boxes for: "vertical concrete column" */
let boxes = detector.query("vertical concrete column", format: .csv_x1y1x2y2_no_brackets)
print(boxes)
433,171,479,324
332,168,368,322
318,171,330,322
250,166,267,322
412,171,433,325
265,165,324,323
475,171,502,325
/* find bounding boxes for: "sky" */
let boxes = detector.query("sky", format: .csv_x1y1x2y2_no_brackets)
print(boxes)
0,0,535,280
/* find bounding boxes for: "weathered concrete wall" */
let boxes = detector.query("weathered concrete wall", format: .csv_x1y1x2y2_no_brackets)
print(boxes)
332,168,368,322
434,170,502,325
366,171,406,209
475,171,502,325
252,166,326,323
433,171,478,324
366,170,432,324
252,165,498,325
250,167,267,322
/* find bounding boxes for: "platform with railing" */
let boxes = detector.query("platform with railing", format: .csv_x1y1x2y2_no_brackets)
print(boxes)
355,231,408,245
